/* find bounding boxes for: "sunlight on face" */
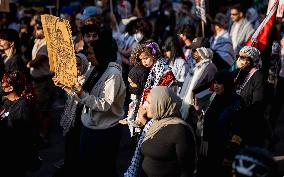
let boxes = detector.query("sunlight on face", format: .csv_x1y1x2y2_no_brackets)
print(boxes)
139,52,154,68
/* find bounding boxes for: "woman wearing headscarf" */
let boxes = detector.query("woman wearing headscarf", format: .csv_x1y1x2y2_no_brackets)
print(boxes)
121,64,150,137
179,44,217,121
246,7,260,30
125,86,196,177
233,46,267,146
199,71,245,177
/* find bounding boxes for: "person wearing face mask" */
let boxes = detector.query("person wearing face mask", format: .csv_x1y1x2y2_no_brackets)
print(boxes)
119,64,150,137
152,2,176,45
233,46,268,147
133,18,153,44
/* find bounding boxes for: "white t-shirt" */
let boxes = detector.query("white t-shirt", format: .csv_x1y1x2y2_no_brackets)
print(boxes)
231,22,241,51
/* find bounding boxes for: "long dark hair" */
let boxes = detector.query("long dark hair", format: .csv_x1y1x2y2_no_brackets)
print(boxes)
91,34,117,72
162,36,185,62
214,70,235,94
83,32,117,92
2,71,36,104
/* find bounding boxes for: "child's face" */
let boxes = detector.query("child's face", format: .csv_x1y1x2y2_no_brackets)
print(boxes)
128,78,138,88
139,52,154,68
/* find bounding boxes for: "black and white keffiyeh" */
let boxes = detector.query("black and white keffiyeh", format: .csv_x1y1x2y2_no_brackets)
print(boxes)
124,119,155,177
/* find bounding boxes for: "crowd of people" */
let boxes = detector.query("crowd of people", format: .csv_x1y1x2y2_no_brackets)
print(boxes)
0,0,283,177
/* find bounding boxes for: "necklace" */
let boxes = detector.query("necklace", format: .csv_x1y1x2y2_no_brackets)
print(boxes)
236,68,258,95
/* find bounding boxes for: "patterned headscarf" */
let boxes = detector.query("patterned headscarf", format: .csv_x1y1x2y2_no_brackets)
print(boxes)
240,46,262,68
196,47,214,60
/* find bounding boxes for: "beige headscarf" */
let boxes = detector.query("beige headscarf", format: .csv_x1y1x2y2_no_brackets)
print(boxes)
143,86,191,142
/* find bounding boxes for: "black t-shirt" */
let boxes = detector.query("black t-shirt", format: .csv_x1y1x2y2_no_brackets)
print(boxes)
0,97,34,172
141,124,196,177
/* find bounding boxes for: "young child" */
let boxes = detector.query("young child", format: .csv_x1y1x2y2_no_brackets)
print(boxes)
119,64,150,136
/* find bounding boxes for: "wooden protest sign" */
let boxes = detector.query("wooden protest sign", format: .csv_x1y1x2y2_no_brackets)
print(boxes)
41,14,77,87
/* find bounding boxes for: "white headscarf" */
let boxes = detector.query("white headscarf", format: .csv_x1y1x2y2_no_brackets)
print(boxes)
196,47,214,60
247,7,259,23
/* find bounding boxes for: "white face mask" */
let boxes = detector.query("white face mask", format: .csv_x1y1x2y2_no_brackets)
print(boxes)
96,0,103,7
134,32,144,42
164,10,170,16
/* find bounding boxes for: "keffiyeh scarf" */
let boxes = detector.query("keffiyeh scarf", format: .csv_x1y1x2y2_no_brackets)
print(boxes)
124,119,155,177
240,46,262,69
139,58,174,105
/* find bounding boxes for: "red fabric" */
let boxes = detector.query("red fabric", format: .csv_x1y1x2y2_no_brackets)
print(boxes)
142,88,151,104
245,1,278,52
158,71,176,86
141,71,176,104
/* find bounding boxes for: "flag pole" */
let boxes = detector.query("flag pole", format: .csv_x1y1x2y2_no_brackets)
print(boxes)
201,21,205,37
110,0,113,14
56,0,59,16
251,39,256,47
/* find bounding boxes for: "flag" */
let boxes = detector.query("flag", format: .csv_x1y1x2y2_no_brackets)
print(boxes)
196,0,206,23
267,0,277,15
246,0,279,52
277,0,284,18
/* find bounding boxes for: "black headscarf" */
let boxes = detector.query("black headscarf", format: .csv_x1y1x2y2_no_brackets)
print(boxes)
214,70,235,94
128,64,150,96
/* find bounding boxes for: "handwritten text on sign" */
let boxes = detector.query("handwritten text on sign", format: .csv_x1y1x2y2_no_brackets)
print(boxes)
41,14,77,87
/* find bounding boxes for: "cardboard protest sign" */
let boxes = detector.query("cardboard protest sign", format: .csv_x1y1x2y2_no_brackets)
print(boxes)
0,0,10,12
41,14,77,87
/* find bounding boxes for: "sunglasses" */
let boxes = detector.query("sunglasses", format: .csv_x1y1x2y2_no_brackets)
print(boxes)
231,13,239,16
236,55,251,61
